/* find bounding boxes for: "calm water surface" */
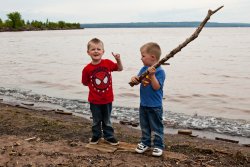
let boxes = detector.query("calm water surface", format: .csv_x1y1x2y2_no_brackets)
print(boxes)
0,28,250,121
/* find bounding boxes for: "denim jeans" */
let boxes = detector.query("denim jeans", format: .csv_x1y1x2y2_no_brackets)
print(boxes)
90,103,114,139
139,105,164,149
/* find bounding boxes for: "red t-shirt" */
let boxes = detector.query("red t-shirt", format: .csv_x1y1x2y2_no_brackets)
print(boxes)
82,59,118,104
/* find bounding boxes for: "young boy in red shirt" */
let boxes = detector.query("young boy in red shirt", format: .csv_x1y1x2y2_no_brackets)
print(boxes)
82,38,123,145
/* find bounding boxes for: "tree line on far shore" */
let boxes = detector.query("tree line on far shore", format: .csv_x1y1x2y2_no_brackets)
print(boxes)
0,12,82,32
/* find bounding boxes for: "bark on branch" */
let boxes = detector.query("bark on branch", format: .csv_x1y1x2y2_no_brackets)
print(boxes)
129,6,224,87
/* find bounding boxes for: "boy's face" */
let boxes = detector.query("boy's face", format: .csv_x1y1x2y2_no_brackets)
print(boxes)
141,50,157,66
87,43,104,62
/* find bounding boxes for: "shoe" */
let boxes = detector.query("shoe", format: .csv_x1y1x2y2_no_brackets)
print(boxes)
152,148,163,156
135,142,149,153
105,137,119,146
89,136,100,144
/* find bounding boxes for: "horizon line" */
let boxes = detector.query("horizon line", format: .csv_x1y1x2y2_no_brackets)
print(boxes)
81,21,250,25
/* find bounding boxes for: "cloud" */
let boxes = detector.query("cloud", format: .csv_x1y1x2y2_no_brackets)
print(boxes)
0,0,250,23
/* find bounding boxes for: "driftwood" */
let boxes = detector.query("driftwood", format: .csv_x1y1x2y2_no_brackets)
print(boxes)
178,129,192,135
215,137,239,144
21,102,34,106
129,6,224,87
55,109,73,115
25,136,37,141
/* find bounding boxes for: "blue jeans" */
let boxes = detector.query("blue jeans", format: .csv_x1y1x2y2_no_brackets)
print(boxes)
139,106,164,149
90,103,114,139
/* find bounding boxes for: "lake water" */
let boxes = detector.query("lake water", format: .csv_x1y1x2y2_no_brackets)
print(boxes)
0,28,250,139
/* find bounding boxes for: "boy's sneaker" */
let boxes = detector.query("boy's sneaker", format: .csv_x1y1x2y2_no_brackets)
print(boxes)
152,148,163,156
89,136,100,144
105,137,119,146
135,142,149,153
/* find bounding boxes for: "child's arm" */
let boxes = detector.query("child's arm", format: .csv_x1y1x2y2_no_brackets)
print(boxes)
130,76,140,85
82,68,89,86
148,66,161,90
112,52,123,71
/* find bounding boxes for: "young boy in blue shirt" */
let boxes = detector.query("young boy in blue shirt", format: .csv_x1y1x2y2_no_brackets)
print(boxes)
130,42,165,156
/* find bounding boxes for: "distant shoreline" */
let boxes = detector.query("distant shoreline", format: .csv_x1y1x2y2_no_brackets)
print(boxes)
81,21,250,28
0,11,82,32
0,27,83,32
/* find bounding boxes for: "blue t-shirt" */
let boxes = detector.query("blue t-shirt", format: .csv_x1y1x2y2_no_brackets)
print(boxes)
139,66,166,107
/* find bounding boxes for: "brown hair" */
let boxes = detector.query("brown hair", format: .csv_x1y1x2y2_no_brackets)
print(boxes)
87,38,104,50
140,42,161,60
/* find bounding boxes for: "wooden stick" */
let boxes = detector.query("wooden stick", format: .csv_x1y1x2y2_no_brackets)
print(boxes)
129,6,224,87
215,137,239,144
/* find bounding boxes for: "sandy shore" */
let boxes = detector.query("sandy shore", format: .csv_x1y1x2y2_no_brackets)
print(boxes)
0,102,249,166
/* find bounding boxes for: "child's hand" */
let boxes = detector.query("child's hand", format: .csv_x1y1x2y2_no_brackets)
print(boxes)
131,76,140,85
148,66,156,76
112,52,123,71
112,52,121,61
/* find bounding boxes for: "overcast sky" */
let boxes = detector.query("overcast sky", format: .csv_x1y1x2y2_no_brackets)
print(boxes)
0,0,250,23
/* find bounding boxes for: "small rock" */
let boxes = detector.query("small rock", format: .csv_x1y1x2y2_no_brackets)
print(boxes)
9,150,17,156
14,142,21,146
131,122,139,127
55,110,72,115
242,144,250,147
189,134,198,138
111,115,118,119
69,141,78,147
119,120,131,125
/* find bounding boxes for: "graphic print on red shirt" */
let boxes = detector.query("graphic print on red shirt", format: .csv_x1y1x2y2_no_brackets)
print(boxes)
82,59,118,104
91,66,111,92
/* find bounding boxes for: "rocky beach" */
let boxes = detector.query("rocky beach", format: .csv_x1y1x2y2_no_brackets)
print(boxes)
0,102,249,166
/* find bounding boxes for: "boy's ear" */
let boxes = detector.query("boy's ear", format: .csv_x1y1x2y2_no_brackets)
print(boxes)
151,55,156,59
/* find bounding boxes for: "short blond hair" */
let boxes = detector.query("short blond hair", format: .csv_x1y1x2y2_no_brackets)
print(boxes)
87,38,104,50
140,42,161,60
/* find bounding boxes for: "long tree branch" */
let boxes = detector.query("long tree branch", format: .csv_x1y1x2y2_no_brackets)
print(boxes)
129,6,224,87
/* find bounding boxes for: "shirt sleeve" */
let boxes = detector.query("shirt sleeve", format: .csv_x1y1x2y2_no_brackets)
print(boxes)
82,67,89,86
138,66,147,76
156,69,166,87
106,59,118,71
